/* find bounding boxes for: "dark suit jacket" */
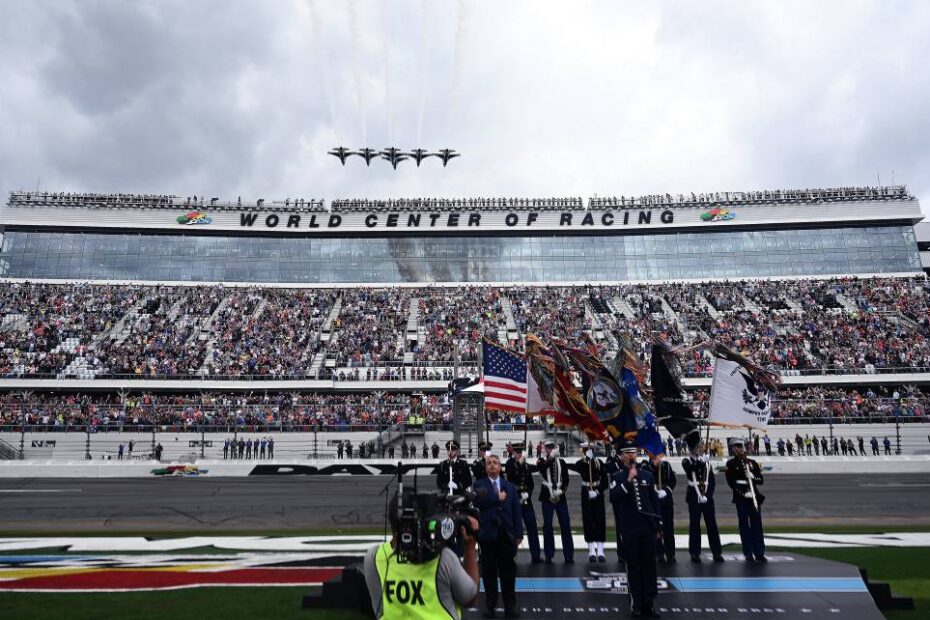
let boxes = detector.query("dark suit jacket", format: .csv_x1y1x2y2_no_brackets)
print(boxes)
474,476,524,544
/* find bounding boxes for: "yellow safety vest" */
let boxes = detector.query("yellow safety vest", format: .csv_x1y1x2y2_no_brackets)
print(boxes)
374,542,458,619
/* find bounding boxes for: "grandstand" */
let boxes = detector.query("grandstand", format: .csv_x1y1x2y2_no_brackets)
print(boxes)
0,186,928,460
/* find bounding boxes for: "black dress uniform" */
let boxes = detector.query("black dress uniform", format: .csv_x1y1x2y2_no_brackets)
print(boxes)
578,445,607,562
436,441,473,497
604,450,625,562
681,452,723,561
725,445,766,562
609,442,661,617
643,457,677,563
504,443,542,563
472,441,492,482
538,444,574,563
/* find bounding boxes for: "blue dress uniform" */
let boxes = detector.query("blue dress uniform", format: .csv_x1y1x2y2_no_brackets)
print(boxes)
504,443,542,563
609,445,661,617
725,443,766,562
604,450,625,562
577,443,607,562
643,457,677,563
538,443,574,563
681,452,723,562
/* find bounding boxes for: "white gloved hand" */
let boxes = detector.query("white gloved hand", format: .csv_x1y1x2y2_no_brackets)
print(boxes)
588,490,598,500
698,495,708,504
657,489,668,500
743,491,754,499
448,481,458,491
552,489,563,500
520,492,529,502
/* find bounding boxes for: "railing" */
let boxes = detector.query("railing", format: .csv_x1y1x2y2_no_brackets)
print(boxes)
3,363,930,382
0,437,21,460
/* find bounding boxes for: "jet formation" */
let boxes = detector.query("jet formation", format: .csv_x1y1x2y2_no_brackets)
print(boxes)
328,147,460,169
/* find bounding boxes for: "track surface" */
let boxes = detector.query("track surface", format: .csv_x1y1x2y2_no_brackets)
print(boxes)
1,474,928,532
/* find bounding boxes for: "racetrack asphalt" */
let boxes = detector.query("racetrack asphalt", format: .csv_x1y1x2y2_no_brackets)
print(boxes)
1,473,928,532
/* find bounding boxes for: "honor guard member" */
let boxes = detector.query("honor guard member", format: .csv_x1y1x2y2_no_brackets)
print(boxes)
681,442,724,563
437,440,473,497
578,441,608,563
538,439,574,564
503,441,543,563
643,452,677,563
725,438,767,562
609,439,662,619
472,441,492,482
603,443,625,563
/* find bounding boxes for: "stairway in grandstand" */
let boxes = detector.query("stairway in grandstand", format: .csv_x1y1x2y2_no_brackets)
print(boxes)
696,293,721,320
609,294,637,319
499,296,520,342
0,438,21,460
196,293,235,375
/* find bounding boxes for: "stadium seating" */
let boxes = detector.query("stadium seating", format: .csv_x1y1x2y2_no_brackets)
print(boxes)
1,277,928,382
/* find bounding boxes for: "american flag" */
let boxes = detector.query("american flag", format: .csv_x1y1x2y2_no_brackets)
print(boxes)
482,340,528,413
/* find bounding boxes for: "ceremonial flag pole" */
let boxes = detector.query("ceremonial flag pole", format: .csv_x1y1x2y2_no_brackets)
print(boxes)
478,340,490,446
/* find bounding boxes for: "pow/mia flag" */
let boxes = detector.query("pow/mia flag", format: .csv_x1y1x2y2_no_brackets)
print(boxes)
708,358,773,429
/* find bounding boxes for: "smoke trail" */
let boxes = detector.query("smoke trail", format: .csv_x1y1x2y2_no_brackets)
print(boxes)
415,0,430,144
347,0,367,144
382,0,394,144
446,0,469,133
307,0,336,128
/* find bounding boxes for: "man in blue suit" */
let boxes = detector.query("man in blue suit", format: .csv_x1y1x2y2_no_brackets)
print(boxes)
475,453,523,619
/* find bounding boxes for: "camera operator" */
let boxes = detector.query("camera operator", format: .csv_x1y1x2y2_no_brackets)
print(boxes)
363,492,480,619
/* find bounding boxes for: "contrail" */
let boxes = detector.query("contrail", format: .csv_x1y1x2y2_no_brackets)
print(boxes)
415,0,430,144
446,0,469,133
347,0,367,144
307,0,336,128
382,0,394,144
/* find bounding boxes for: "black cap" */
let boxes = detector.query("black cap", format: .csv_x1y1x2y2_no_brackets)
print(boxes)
478,441,492,451
512,442,525,451
544,439,556,448
445,440,460,451
615,437,639,454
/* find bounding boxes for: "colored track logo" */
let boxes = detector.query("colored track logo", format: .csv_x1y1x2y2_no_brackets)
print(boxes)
700,208,735,222
176,211,213,225
150,465,209,477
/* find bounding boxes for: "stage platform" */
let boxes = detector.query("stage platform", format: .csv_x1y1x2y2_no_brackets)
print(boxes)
466,551,884,619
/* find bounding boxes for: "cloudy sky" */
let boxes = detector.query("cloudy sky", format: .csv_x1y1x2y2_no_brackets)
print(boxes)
1,0,928,216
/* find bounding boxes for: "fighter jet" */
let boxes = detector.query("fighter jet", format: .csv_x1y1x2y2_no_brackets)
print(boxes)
405,148,434,167
352,148,379,166
433,148,461,167
328,146,353,165
380,147,408,170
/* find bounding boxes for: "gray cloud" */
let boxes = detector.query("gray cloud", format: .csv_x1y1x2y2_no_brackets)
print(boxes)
0,0,928,219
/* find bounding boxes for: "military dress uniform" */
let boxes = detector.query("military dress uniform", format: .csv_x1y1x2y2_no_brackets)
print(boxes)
725,442,766,562
643,457,677,563
603,448,625,562
609,441,661,618
436,440,473,497
538,443,574,563
578,442,608,562
472,441,491,482
503,442,542,563
681,452,723,562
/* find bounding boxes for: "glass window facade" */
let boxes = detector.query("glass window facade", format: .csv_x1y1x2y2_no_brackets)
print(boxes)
0,226,920,284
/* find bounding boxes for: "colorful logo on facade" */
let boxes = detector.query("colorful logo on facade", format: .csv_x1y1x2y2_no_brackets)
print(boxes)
150,465,209,477
700,207,735,222
176,211,213,225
